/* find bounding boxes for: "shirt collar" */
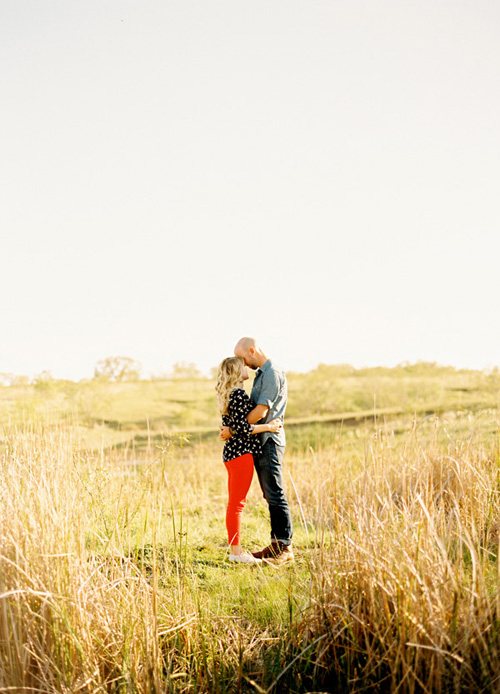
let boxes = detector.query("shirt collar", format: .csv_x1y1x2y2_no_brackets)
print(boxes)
256,359,271,376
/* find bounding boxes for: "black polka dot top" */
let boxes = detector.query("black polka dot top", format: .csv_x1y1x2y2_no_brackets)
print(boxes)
221,388,262,463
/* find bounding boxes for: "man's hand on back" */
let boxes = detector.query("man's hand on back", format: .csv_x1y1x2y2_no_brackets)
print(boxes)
219,403,270,441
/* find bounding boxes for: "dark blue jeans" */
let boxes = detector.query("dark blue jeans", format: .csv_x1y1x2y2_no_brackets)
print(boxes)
254,439,293,545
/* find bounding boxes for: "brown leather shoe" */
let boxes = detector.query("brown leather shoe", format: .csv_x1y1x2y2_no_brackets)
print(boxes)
251,543,281,560
251,541,294,562
273,544,294,565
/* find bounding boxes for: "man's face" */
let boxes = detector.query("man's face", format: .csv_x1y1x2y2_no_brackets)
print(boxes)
235,347,258,369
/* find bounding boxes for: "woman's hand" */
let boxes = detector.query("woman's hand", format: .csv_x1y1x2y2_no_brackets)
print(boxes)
267,418,283,433
219,426,232,441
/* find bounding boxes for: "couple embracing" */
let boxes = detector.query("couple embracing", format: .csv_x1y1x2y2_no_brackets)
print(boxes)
216,337,293,565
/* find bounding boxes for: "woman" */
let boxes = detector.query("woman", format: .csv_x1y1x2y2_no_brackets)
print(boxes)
215,356,282,564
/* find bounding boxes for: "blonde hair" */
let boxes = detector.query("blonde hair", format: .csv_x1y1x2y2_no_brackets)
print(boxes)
215,356,244,414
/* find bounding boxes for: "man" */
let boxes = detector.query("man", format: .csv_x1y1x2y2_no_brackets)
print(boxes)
220,337,294,564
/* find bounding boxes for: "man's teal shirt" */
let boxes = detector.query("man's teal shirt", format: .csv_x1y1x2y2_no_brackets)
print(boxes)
250,359,287,447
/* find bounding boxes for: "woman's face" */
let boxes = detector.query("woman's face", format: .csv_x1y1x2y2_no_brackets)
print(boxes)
240,364,249,381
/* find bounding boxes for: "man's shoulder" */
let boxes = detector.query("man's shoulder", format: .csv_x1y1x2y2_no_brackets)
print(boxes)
265,360,286,381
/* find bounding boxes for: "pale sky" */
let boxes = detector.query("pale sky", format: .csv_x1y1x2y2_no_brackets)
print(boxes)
1,1,499,379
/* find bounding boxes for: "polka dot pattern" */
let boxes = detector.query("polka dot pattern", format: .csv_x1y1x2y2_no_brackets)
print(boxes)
221,388,262,463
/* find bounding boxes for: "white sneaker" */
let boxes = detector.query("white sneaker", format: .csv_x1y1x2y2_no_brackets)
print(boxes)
229,553,262,564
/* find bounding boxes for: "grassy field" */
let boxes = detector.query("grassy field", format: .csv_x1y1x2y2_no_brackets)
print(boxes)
1,363,500,692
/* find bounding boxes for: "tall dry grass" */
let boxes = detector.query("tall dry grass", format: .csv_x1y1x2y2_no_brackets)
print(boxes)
1,413,500,692
0,424,285,693
292,417,500,693
0,425,163,691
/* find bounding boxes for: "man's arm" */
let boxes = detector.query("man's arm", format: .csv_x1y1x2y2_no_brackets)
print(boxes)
247,403,269,424
219,404,270,441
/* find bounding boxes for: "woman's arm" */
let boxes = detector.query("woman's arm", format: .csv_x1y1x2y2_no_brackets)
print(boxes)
221,418,281,438
219,417,282,440
226,390,282,437
249,419,282,435
227,390,254,436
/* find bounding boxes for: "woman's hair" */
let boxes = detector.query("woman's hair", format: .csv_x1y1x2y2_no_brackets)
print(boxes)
215,356,244,414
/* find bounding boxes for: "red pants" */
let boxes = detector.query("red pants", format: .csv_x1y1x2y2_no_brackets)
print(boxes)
224,453,254,546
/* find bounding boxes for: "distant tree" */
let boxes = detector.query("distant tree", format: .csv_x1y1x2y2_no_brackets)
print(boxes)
33,371,55,392
170,361,202,379
0,373,31,387
94,356,142,382
33,370,53,383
